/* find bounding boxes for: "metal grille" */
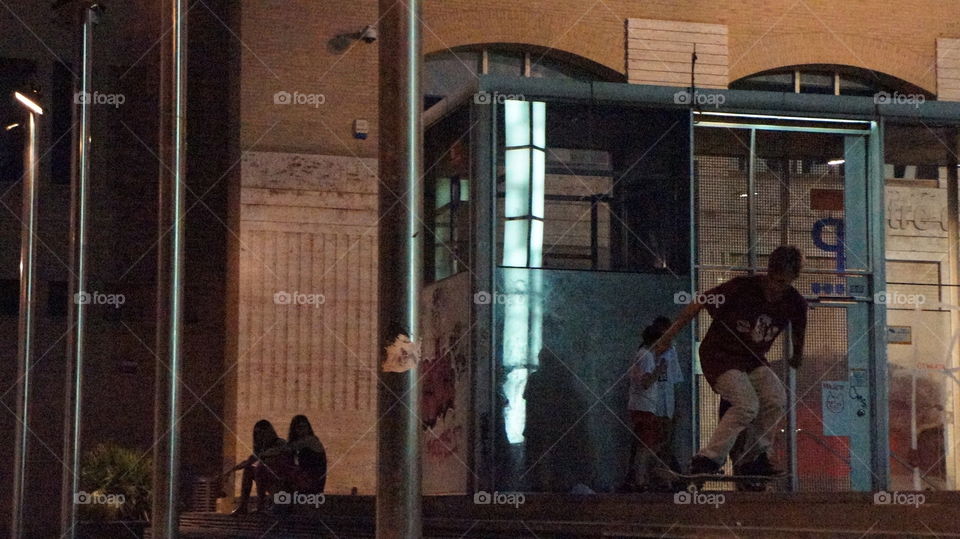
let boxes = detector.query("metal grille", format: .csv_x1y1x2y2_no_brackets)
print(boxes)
793,306,851,491
694,126,857,491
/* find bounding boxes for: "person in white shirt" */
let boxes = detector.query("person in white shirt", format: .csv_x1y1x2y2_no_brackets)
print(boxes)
626,316,683,491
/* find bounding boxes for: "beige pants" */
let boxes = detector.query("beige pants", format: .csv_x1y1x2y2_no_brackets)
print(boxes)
699,366,786,465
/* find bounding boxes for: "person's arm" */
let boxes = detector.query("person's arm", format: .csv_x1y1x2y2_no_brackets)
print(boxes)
652,301,705,355
225,455,256,475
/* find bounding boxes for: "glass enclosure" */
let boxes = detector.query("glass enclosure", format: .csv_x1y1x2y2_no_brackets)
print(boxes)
422,77,960,495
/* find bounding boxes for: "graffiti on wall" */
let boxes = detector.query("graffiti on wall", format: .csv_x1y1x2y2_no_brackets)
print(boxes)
420,275,472,494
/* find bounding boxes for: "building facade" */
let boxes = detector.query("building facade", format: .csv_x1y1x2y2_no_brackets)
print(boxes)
0,0,959,534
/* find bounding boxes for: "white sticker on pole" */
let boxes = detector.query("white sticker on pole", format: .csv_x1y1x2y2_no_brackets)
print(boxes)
383,334,420,373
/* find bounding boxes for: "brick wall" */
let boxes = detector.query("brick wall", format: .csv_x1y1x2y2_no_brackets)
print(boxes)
626,18,729,88
939,38,960,102
231,151,379,494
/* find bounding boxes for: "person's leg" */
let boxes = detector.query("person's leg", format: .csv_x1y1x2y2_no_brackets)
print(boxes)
231,465,254,515
622,413,641,490
697,369,759,466
648,416,673,489
253,463,269,510
739,365,786,465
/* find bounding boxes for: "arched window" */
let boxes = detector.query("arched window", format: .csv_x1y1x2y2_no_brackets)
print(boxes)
424,45,623,108
730,65,932,99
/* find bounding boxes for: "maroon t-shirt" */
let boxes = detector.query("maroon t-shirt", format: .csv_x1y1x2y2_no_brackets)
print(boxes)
699,275,807,386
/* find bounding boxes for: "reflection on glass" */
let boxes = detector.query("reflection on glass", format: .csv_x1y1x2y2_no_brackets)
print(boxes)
501,101,546,443
884,123,960,491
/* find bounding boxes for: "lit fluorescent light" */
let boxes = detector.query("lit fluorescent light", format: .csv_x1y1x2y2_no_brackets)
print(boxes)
14,91,43,115
827,159,845,166
4,123,19,130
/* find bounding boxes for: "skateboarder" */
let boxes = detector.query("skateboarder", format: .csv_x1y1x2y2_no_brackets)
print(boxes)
653,245,807,476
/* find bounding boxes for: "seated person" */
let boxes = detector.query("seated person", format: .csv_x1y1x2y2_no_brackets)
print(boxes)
286,414,327,494
229,419,293,514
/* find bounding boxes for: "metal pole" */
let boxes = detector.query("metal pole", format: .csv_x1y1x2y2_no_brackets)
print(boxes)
779,158,798,491
151,0,187,535
688,110,699,461
61,5,98,536
11,106,40,539
747,128,757,270
785,325,799,491
376,0,422,535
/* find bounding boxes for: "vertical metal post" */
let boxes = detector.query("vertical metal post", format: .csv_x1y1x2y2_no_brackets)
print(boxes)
867,121,889,490
376,0,422,536
61,5,98,536
946,128,960,486
785,325,799,491
688,111,699,459
11,104,40,539
590,198,598,269
151,0,187,535
470,95,496,493
780,159,798,491
747,129,757,270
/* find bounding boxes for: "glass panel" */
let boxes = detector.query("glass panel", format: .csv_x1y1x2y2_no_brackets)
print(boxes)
884,123,960,491
493,268,692,491
497,102,690,272
503,220,530,267
425,105,471,281
839,74,877,97
504,100,530,147
695,125,869,491
800,71,835,94
530,55,592,81
731,71,795,93
504,149,531,217
488,50,523,76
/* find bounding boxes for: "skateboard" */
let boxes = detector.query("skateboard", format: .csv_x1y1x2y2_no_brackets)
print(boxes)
667,470,789,492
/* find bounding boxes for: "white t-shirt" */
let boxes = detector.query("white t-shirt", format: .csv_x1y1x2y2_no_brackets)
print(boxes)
627,346,683,418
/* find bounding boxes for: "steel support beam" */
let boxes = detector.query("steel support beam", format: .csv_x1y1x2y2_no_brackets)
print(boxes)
10,96,41,539
151,0,188,535
376,0,423,537
61,4,100,536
